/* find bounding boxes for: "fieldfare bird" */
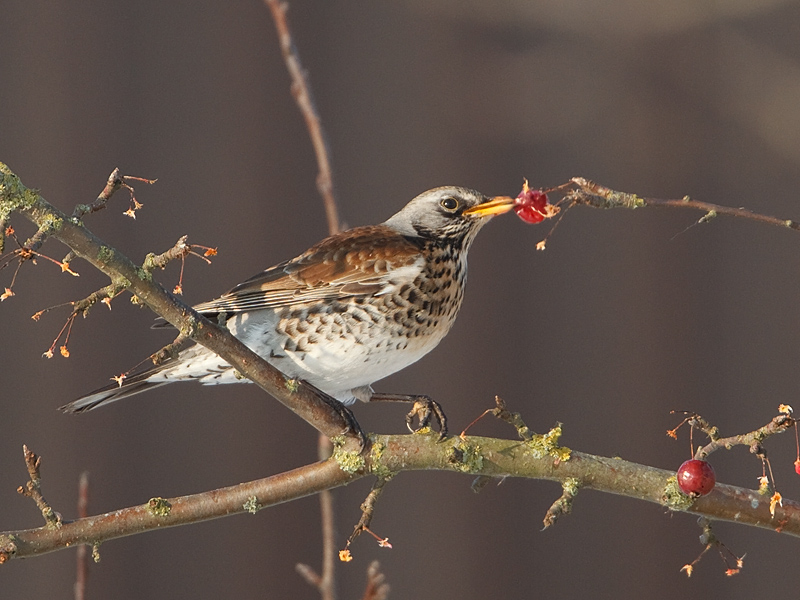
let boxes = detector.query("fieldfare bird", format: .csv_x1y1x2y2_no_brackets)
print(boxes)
62,187,517,435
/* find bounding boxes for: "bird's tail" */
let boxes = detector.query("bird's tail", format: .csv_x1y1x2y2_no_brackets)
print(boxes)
60,371,172,413
61,335,200,413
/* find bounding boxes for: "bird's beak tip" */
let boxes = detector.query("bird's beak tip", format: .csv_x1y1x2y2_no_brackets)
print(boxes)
463,196,516,217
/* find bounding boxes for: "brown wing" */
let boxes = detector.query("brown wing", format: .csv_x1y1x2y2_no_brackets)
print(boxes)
191,225,424,316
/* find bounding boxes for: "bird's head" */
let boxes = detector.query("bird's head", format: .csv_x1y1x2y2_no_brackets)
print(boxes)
384,186,515,247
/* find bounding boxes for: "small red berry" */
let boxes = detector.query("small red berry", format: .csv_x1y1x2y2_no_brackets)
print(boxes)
514,187,548,224
677,459,716,497
794,459,800,476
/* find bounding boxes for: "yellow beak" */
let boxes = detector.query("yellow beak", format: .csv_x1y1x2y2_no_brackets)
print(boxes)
463,196,516,218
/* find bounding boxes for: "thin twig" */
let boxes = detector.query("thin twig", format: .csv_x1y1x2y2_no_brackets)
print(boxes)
264,3,343,597
16,446,61,528
361,561,390,600
296,435,338,600
317,436,337,600
71,168,125,220
75,472,89,600
264,0,340,234
567,177,800,232
696,413,795,460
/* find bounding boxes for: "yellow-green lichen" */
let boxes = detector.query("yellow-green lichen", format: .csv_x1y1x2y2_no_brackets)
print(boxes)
661,476,695,511
368,439,394,480
562,477,581,496
91,543,101,563
243,496,260,514
446,438,484,473
285,378,300,393
332,436,365,474
526,423,571,462
97,245,114,262
35,212,63,235
0,165,40,220
136,266,153,282
178,315,199,337
146,497,172,517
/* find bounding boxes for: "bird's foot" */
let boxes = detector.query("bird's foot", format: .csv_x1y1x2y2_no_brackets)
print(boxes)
328,397,369,450
370,393,448,440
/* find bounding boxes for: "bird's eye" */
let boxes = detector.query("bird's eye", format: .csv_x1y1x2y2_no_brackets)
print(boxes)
440,196,459,211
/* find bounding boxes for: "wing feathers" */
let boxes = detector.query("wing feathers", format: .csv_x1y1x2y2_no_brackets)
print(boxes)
192,226,422,316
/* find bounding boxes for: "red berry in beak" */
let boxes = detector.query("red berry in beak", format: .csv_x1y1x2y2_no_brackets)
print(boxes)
513,184,548,224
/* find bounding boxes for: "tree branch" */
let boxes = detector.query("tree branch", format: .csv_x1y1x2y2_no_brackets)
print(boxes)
0,163,359,445
2,165,799,570
2,434,798,563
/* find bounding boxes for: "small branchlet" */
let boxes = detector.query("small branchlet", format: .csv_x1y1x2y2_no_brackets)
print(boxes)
0,225,79,302
696,409,795,461
16,446,61,528
142,235,216,295
460,395,532,440
71,167,126,219
668,407,794,517
149,333,190,366
491,395,533,441
0,537,17,564
340,477,393,562
543,477,581,529
680,517,744,577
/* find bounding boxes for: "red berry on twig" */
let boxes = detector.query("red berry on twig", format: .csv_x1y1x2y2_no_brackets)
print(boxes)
677,459,716,497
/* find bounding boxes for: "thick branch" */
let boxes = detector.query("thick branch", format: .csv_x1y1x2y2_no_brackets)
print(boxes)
1,459,356,562
2,434,798,563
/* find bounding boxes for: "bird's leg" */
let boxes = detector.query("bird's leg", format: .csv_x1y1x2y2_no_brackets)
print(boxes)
368,393,448,440
302,381,368,450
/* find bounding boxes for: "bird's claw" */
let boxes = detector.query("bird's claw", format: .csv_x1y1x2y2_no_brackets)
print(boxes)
405,396,448,440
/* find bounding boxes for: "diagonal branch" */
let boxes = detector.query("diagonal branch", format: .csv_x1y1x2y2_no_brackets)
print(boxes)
0,163,358,444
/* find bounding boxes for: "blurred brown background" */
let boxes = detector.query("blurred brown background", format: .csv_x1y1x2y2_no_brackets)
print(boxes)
3,1,800,598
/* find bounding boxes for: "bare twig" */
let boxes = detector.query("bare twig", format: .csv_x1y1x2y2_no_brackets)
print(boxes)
317,436,337,600
264,3,344,597
696,412,795,460
75,472,89,600
345,477,391,552
680,517,744,577
71,168,125,220
16,446,61,528
361,561,390,600
296,435,338,600
264,0,340,234
566,177,800,232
